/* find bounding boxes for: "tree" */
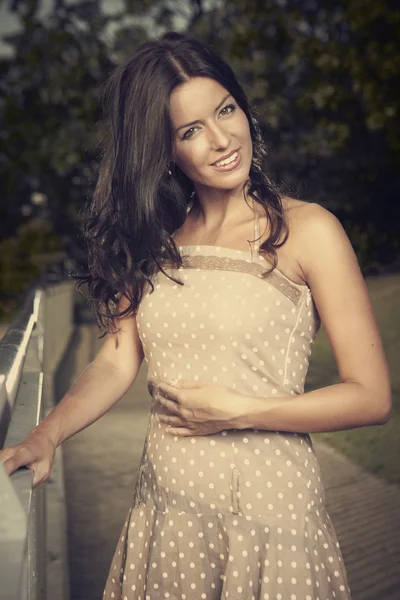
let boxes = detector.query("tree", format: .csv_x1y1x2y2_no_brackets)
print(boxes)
187,0,400,270
1,0,399,272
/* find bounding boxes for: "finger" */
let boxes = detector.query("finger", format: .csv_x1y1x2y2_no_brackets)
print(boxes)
2,449,33,476
172,380,201,389
32,466,51,488
169,378,182,387
159,415,186,427
0,448,16,464
158,383,179,402
158,396,181,416
166,426,193,437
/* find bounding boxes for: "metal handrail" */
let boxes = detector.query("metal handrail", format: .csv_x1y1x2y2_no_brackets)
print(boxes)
0,287,43,447
0,285,45,600
0,273,74,600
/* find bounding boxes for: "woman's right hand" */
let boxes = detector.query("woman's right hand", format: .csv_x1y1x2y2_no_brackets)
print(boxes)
0,427,57,488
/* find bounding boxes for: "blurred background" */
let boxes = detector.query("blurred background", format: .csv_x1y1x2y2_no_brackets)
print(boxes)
0,1,399,599
0,0,399,323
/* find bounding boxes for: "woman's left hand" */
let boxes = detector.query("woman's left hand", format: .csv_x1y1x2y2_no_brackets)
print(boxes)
155,380,250,436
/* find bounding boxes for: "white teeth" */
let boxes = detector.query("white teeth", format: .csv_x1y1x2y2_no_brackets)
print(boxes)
214,151,238,167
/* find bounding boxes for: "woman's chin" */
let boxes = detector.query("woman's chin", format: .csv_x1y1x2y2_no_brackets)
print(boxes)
197,168,251,192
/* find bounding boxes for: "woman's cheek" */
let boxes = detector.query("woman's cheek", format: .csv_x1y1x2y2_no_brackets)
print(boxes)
179,146,206,178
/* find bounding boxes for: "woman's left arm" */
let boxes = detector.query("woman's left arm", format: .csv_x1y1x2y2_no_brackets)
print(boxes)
240,203,392,433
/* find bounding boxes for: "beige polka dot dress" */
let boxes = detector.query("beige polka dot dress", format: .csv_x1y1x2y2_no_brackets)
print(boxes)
103,200,352,600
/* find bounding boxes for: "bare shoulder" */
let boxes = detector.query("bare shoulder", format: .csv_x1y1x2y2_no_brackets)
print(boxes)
280,196,311,242
282,196,372,300
281,196,314,226
282,196,308,212
281,199,344,279
287,198,337,227
265,197,316,284
290,201,348,275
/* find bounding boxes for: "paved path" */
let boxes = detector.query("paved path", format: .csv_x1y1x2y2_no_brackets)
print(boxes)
60,325,400,600
312,441,400,600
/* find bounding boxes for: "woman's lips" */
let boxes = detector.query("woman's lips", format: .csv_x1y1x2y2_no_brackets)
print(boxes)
211,149,241,172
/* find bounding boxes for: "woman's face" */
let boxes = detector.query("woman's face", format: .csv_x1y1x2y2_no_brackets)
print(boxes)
169,77,253,192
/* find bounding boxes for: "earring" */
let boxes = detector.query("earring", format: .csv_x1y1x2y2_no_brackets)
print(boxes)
167,163,175,177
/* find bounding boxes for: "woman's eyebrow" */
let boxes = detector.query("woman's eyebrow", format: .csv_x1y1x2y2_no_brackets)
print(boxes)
175,93,232,133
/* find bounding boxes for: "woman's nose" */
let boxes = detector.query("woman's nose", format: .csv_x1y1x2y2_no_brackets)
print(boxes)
208,123,230,150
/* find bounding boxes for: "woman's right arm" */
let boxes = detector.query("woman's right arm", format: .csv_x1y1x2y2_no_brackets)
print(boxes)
0,294,144,486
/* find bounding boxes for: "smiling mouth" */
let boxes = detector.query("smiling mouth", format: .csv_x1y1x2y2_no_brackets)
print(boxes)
211,149,241,171
211,149,240,166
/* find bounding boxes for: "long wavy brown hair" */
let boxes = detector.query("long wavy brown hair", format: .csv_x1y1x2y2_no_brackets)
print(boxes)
75,31,290,335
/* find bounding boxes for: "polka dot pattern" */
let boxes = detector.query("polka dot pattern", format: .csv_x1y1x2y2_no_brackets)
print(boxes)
102,207,351,599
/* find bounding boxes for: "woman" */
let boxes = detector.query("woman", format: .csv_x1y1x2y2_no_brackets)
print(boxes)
0,32,391,600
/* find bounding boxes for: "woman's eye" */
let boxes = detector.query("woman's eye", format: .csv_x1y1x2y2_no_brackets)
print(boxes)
182,127,197,140
181,104,236,140
220,103,236,116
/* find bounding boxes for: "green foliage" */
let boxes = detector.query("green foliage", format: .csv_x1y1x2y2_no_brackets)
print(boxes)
0,236,38,292
0,220,62,321
0,0,399,274
0,0,116,238
17,220,62,255
0,236,39,320
188,0,400,271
